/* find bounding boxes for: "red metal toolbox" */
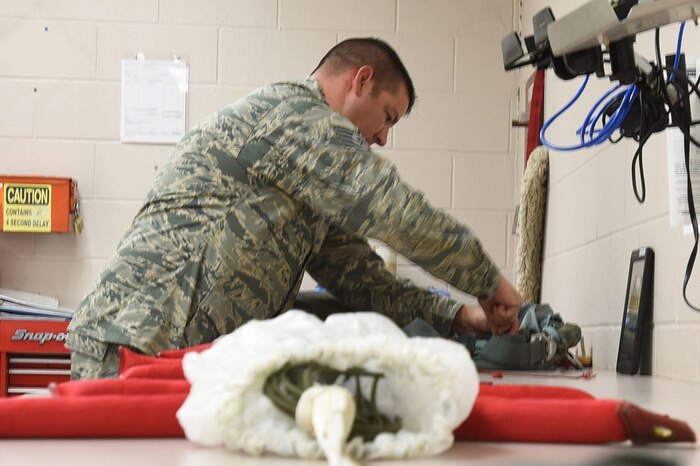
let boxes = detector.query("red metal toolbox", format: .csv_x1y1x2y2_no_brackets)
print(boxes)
0,319,70,396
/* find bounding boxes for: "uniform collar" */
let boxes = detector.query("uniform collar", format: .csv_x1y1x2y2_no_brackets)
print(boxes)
302,76,328,105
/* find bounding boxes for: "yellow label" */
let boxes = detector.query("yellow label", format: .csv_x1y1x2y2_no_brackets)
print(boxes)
3,183,52,232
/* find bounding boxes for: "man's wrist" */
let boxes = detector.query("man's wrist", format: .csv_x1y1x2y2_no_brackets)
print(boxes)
450,305,469,334
451,304,489,335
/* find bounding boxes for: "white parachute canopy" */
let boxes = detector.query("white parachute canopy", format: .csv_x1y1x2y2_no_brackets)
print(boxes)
176,311,479,460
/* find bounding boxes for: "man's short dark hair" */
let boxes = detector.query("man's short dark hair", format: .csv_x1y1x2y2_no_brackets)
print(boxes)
313,38,416,114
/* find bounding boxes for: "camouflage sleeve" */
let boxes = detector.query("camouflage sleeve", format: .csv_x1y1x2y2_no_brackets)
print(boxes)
244,98,500,299
306,227,463,336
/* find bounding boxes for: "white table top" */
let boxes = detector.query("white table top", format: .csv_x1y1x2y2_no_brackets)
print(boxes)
0,371,697,466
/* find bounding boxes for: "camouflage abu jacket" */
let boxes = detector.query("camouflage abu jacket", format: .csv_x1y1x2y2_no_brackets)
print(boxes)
67,77,500,359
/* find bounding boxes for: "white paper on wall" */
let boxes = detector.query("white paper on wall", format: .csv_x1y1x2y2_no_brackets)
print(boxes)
666,57,700,229
120,57,188,144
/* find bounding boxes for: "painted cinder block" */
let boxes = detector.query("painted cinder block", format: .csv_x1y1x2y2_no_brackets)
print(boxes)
35,82,120,140
218,29,336,86
0,19,96,79
380,150,452,209
0,81,34,137
94,143,172,200
38,0,158,22
159,0,276,27
394,91,511,152
453,153,515,210
280,0,395,31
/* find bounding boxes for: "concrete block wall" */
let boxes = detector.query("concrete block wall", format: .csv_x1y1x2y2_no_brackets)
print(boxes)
0,2,519,312
522,0,700,382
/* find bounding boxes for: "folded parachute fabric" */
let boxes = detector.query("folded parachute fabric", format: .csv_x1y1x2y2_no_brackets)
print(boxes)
0,312,694,449
177,311,479,461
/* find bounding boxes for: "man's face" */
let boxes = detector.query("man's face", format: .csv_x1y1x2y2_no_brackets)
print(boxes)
343,78,409,147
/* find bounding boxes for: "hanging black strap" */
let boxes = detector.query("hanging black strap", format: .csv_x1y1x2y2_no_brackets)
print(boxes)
682,123,699,311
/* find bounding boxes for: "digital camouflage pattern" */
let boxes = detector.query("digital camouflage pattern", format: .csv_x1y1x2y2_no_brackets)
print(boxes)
67,77,500,362
70,343,120,380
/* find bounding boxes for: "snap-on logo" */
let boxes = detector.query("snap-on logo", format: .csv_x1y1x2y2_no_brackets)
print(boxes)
10,329,68,345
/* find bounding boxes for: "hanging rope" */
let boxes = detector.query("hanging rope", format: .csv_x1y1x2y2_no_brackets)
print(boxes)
516,146,550,303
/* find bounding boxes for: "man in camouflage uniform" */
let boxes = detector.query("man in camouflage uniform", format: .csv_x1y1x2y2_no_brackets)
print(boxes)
68,38,523,379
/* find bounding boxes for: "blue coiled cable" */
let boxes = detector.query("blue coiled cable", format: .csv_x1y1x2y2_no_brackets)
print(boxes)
540,76,638,151
540,21,686,152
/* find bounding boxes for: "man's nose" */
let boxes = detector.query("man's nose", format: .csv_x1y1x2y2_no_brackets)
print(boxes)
374,126,389,146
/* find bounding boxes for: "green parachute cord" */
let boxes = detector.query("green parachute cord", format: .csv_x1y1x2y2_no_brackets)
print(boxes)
263,361,402,441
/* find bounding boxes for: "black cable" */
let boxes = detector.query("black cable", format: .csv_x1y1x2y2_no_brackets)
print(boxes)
656,63,700,311
681,127,699,312
603,110,626,144
635,66,697,136
622,39,700,310
664,70,700,147
663,67,700,107
631,90,647,203
667,80,700,312
595,54,699,310
608,132,625,144
655,28,665,88
628,68,669,203
679,67,700,100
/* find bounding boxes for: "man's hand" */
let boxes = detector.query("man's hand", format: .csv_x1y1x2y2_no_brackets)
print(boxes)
478,275,523,336
451,304,491,335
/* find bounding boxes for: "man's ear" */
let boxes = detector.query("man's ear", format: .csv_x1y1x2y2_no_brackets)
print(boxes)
350,65,374,96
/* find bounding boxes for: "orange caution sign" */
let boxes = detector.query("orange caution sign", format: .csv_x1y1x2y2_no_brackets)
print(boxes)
0,176,78,234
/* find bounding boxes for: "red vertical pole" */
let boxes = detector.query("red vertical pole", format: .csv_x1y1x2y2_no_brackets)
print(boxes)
525,69,546,164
